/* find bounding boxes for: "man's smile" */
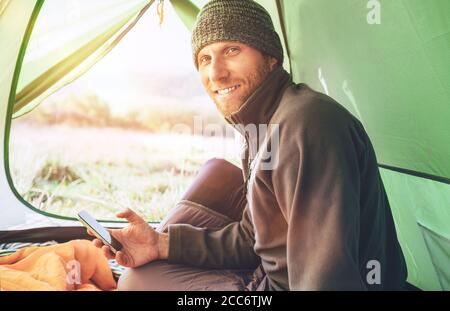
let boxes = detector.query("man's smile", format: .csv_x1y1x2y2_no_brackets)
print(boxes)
214,84,241,96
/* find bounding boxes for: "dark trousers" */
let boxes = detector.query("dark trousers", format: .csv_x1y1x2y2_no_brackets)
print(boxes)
118,158,266,291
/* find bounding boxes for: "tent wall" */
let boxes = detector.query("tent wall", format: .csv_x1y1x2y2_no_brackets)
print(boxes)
0,0,42,229
1,0,86,229
280,0,450,181
13,0,153,118
170,0,201,32
275,0,450,290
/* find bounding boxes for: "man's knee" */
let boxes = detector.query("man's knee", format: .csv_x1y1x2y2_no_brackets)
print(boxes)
117,268,146,291
117,261,209,291
117,262,166,291
117,261,252,291
182,157,246,221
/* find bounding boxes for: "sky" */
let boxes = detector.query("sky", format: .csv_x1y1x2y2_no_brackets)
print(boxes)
85,1,196,75
79,1,208,113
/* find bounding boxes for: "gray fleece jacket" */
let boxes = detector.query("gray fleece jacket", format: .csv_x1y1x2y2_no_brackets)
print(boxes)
168,67,407,290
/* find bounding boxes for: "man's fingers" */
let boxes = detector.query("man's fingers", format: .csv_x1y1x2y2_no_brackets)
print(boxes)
108,228,124,243
86,228,95,237
116,251,130,267
101,245,115,260
92,238,103,248
95,239,116,260
116,208,145,225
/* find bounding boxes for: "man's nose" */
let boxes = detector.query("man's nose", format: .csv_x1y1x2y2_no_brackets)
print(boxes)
209,58,229,83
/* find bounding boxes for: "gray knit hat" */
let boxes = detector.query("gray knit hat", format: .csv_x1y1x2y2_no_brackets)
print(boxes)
191,0,284,69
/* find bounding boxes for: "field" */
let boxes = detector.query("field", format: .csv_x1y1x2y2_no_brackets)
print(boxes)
9,120,239,222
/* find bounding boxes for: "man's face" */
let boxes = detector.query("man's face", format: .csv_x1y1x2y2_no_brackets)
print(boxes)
197,41,277,118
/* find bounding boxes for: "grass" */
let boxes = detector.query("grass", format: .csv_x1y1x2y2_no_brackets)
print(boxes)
9,121,239,222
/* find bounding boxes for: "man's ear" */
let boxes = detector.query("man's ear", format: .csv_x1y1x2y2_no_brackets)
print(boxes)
269,56,278,70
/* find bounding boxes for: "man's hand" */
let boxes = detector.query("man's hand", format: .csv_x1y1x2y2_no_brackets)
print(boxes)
88,208,169,268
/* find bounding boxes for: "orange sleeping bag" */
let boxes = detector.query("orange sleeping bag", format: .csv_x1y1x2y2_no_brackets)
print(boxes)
0,239,117,291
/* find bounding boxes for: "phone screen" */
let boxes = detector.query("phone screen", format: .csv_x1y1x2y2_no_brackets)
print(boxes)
77,210,122,253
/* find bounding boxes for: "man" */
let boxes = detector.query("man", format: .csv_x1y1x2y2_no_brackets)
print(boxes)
91,0,407,290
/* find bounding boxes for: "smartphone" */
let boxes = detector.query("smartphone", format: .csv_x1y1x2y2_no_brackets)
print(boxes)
77,210,123,254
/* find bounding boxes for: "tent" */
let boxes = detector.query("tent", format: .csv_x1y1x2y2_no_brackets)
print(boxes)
0,0,449,290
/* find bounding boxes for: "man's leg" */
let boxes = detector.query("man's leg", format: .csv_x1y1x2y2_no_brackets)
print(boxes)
156,158,247,233
118,158,255,291
118,261,253,291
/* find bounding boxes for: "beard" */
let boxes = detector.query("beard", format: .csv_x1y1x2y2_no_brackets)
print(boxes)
212,58,273,118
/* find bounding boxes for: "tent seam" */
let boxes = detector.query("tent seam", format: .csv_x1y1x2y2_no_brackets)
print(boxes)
378,163,450,185
417,222,446,290
275,0,292,74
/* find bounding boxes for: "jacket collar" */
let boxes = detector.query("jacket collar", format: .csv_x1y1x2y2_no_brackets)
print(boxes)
225,67,293,131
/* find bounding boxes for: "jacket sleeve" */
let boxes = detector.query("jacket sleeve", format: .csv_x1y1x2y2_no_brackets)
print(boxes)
270,106,368,290
167,206,260,269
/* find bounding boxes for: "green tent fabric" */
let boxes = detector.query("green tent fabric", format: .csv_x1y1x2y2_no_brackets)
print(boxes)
275,0,450,291
0,0,449,290
12,0,154,118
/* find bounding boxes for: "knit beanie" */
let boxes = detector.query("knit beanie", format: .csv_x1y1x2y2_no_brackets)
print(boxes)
191,0,284,69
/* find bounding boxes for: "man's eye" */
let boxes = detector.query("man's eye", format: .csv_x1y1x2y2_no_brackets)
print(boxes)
199,56,210,64
227,47,239,54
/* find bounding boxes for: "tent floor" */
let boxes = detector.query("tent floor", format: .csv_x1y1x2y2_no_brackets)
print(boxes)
0,226,92,244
